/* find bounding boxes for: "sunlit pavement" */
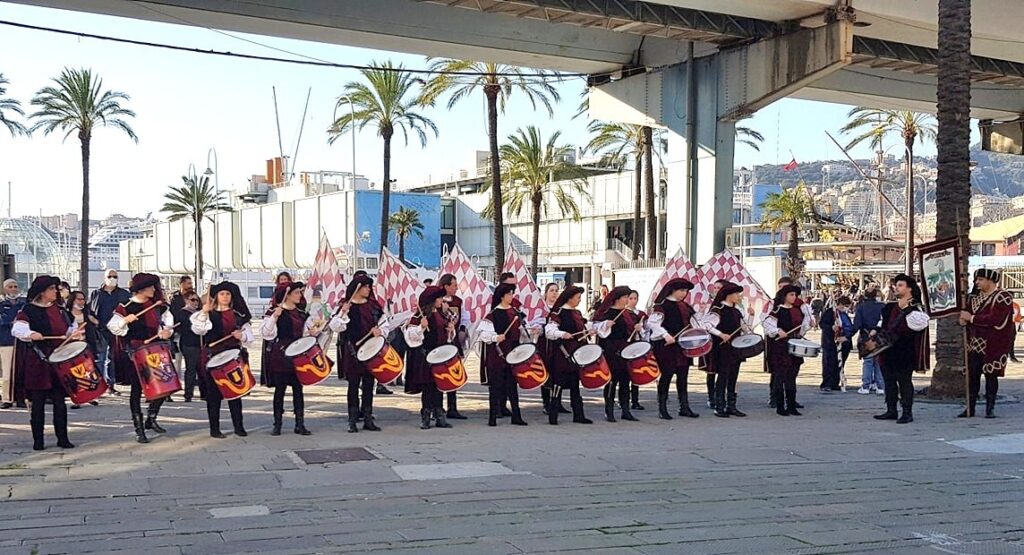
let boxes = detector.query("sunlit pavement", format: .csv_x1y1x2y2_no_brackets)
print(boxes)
2,332,1024,554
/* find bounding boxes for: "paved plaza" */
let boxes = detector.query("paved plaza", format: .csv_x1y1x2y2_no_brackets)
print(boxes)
2,333,1024,555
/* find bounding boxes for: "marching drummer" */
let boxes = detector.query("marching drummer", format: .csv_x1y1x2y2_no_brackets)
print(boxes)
403,286,454,430
703,281,753,418
478,282,528,427
543,285,594,425
191,281,253,438
592,286,637,423
625,290,648,412
538,282,569,418
107,273,175,444
13,276,83,450
260,281,316,436
329,275,390,434
764,283,811,416
647,278,700,420
437,273,469,420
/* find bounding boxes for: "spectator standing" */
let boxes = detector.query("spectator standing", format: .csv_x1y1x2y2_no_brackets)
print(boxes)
0,279,26,408
88,269,130,394
853,287,885,395
819,296,854,392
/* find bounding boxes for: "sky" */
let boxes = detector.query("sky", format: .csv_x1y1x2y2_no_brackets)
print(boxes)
0,3,974,219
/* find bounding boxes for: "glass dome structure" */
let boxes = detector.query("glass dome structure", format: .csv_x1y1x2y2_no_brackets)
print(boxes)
0,218,75,286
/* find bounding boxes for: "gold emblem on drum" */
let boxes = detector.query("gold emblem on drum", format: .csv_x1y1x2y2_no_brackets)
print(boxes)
515,360,547,382
583,367,610,380
436,360,466,386
216,365,254,395
70,363,89,379
372,347,402,376
297,353,331,379
146,353,164,369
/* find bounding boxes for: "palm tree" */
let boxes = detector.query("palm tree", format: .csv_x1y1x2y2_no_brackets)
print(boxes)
736,125,765,151
421,59,560,271
587,122,647,259
389,206,424,264
483,126,590,275
161,174,232,288
929,0,973,399
328,61,437,254
30,68,137,290
840,108,937,272
760,183,813,279
0,73,28,137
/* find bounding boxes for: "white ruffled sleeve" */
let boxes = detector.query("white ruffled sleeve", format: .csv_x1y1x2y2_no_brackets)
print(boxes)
190,311,212,336
907,310,930,331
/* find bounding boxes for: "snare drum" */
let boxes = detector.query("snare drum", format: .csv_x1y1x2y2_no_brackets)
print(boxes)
206,349,256,400
678,329,712,358
857,331,893,360
356,336,404,385
731,334,765,360
285,337,332,386
787,338,821,358
620,341,660,385
505,344,548,390
130,341,181,401
426,344,467,392
571,344,611,390
49,341,107,405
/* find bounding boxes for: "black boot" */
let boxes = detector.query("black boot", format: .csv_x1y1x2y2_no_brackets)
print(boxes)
775,390,788,416
31,406,44,450
896,406,913,424
541,387,551,415
985,395,996,419
957,396,977,418
230,402,247,436
555,389,570,414
713,392,728,418
873,404,898,420
658,393,672,420
603,384,616,422
420,408,432,429
509,387,527,426
209,422,226,439
726,393,746,417
272,394,284,435
145,402,166,434
678,392,698,418
207,399,225,438
630,384,644,410
347,406,359,433
446,392,466,419
376,384,393,395
362,408,381,431
620,383,637,421
294,414,312,435
785,389,801,416
132,413,149,444
433,408,452,429
570,390,591,424
487,388,499,427
54,402,73,448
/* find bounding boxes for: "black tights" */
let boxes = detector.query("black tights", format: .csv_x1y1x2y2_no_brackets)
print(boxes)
658,367,690,399
347,375,375,412
29,386,68,445
421,385,442,411
129,381,165,417
272,378,304,421
603,378,630,409
205,377,243,431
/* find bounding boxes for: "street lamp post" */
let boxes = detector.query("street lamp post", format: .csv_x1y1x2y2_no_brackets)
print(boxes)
205,148,219,282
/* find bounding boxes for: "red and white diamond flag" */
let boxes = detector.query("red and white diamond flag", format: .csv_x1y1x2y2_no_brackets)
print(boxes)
645,247,704,310
502,243,546,323
438,243,491,325
692,249,772,316
376,247,424,316
304,232,347,315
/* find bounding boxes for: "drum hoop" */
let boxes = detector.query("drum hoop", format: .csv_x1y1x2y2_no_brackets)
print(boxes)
357,336,386,360
620,341,651,359
426,344,458,363
788,339,818,348
50,341,88,362
208,349,242,367
572,344,602,365
732,334,761,348
285,336,317,356
506,344,535,364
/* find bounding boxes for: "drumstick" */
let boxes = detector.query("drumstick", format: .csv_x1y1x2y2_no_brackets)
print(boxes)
673,325,694,340
208,333,236,349
502,316,519,336
133,300,165,319
774,325,803,340
143,323,179,345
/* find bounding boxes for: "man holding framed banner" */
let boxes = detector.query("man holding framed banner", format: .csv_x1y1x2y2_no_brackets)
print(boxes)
867,274,930,424
959,269,1014,419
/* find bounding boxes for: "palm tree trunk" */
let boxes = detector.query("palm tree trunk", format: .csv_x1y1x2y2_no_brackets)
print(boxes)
530,193,541,276
380,131,392,254
642,126,656,260
78,133,90,290
398,235,405,263
632,157,642,260
930,0,972,399
788,220,801,279
904,140,915,275
195,218,204,289
486,84,505,275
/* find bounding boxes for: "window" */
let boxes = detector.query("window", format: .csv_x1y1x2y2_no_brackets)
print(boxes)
441,202,456,229
983,243,996,257
258,286,275,299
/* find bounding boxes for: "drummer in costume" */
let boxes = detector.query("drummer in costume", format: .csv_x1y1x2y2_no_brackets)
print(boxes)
403,286,454,429
329,275,390,433
768,277,812,409
483,273,524,418
543,285,594,425
959,268,1014,418
260,272,305,389
703,281,753,418
107,273,175,443
191,281,253,438
764,284,811,416
592,286,639,422
260,281,318,436
538,282,569,417
647,278,700,420
868,274,929,424
626,290,648,411
13,276,82,450
437,273,469,420
478,282,529,427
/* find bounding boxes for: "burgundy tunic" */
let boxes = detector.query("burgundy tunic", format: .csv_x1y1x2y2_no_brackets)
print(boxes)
15,304,71,391
113,299,169,386
267,308,308,377
483,307,522,387
404,310,451,394
766,306,804,375
878,303,929,373
597,308,631,381
709,304,744,372
651,300,695,371
967,289,1014,377
339,301,384,381
547,308,587,379
203,309,250,377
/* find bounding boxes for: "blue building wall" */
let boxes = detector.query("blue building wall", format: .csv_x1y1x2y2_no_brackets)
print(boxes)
355,191,442,267
751,183,783,222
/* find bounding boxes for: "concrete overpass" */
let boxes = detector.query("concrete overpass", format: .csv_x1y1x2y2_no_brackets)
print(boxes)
12,0,1024,260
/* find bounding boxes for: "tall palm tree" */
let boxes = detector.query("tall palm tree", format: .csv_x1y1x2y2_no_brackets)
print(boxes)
587,121,646,259
0,73,28,137
736,125,765,151
761,183,813,280
930,0,973,399
483,126,590,275
389,206,424,264
328,61,437,254
421,60,560,271
30,68,137,290
642,125,657,260
840,108,937,272
161,174,232,288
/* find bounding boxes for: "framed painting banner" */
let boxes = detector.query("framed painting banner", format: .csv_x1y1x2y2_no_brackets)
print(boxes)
917,237,963,318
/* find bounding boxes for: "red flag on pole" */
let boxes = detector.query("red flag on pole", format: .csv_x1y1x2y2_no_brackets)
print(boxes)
783,158,798,171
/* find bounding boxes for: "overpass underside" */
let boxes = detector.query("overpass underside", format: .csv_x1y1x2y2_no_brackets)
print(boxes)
13,0,1024,260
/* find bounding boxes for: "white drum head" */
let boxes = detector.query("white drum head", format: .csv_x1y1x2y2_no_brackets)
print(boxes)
732,334,761,348
208,349,241,368
49,341,87,363
679,330,710,348
620,341,652,360
426,344,459,364
505,344,536,364
572,344,602,365
357,336,385,361
284,336,317,357
788,339,818,349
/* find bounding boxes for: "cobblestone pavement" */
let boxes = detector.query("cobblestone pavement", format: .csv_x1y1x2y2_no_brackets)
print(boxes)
2,335,1024,554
